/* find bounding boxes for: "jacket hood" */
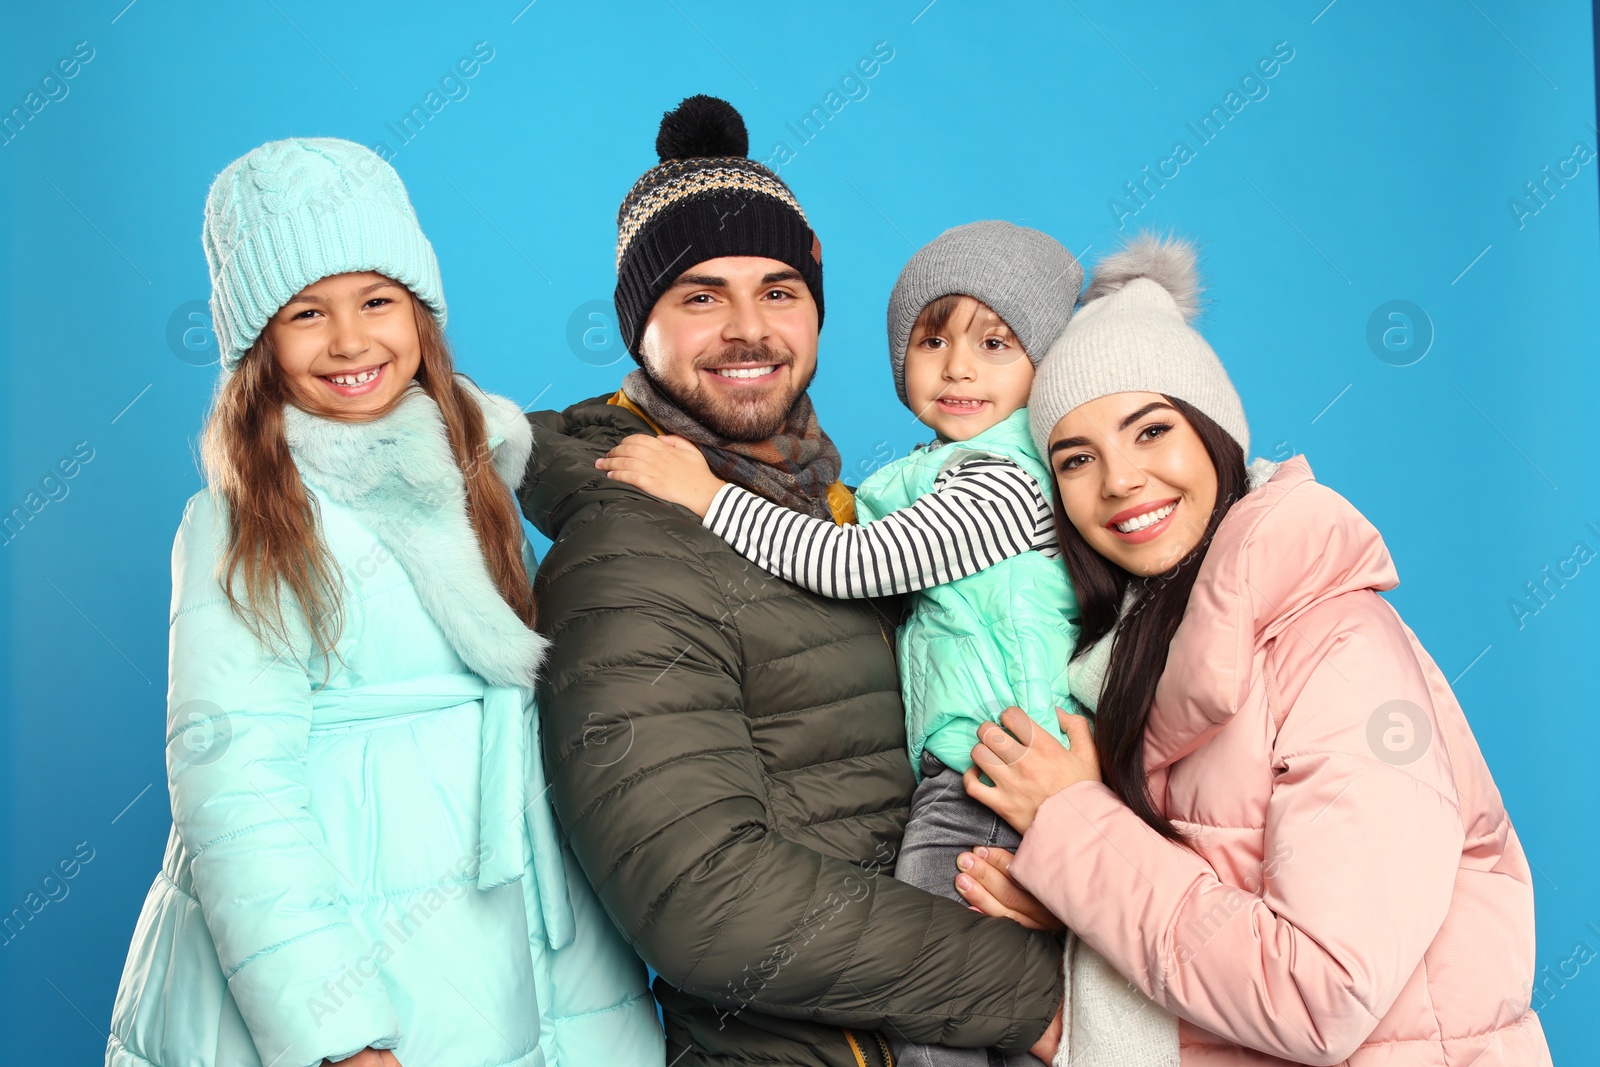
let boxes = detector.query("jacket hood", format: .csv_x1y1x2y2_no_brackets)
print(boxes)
520,391,656,540
1146,455,1399,771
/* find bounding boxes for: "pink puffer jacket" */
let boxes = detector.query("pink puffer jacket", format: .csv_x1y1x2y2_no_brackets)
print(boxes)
1010,456,1550,1066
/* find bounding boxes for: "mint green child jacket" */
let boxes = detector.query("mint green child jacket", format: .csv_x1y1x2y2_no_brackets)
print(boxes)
854,408,1081,776
106,380,662,1067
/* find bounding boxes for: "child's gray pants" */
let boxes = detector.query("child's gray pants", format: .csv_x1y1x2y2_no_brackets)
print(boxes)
888,751,1053,1067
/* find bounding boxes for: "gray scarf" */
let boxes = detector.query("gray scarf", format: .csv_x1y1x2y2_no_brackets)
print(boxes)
620,369,843,521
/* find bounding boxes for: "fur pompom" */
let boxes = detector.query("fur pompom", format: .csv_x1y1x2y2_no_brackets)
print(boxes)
1082,233,1202,322
656,94,749,161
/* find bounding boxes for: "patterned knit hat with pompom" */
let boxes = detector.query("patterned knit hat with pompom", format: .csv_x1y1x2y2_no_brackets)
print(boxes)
613,95,823,358
1028,233,1249,456
202,137,446,373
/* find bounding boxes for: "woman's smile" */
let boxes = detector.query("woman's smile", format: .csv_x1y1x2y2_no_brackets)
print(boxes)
1105,497,1180,543
1049,393,1219,575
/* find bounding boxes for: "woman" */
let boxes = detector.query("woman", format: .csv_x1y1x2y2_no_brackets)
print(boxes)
954,235,1551,1066
107,138,663,1067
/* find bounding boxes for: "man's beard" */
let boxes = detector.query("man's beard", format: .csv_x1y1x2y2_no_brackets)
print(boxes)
643,342,814,442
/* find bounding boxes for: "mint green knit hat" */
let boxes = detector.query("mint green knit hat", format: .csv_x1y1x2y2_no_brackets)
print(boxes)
202,137,447,372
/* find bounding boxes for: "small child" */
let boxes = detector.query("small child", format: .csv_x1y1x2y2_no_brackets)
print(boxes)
598,221,1083,1067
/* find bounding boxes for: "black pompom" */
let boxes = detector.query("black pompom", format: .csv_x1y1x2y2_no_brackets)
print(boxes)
655,95,749,162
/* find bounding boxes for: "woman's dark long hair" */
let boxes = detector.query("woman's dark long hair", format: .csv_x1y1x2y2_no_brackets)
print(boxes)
1051,396,1249,841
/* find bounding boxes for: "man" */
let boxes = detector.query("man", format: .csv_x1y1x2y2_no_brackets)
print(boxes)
518,95,1063,1067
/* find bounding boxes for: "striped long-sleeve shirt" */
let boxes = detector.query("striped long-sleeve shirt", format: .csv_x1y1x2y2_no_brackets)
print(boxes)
701,456,1059,600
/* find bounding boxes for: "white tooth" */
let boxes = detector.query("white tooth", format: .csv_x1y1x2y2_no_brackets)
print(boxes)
1117,503,1174,533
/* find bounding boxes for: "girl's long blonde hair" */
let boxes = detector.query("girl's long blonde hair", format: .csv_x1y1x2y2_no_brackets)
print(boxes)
199,294,535,667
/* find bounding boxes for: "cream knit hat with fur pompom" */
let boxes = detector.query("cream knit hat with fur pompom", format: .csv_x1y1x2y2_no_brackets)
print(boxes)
1028,233,1249,456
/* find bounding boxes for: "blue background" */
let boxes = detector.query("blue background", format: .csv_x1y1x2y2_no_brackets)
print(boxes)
3,1,1597,1061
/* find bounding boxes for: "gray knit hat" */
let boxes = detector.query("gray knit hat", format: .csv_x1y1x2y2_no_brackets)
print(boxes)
1028,233,1249,456
886,221,1083,406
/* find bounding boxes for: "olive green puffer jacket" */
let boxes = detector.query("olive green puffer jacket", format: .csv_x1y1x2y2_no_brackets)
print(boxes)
517,392,1062,1067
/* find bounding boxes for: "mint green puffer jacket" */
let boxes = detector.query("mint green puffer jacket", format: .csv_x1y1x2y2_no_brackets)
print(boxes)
106,379,663,1067
854,408,1080,775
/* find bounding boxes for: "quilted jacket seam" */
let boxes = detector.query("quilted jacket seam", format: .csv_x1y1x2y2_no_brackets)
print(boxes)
745,630,869,669
223,919,352,979
769,750,900,779
670,829,776,991
1271,747,1462,813
567,744,751,825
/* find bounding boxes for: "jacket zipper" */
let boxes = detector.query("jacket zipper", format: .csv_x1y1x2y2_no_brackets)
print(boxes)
843,1028,894,1067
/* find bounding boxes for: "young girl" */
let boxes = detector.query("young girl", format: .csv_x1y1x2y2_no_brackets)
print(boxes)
956,234,1552,1066
107,138,663,1067
600,221,1142,1066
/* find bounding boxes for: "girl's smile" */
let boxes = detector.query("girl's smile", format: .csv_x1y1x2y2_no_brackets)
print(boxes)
266,271,423,419
316,360,391,397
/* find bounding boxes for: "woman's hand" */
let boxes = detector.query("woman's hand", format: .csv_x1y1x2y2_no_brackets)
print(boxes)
963,706,1100,834
955,838,1069,1060
596,434,726,517
955,845,1065,934
323,1049,402,1066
